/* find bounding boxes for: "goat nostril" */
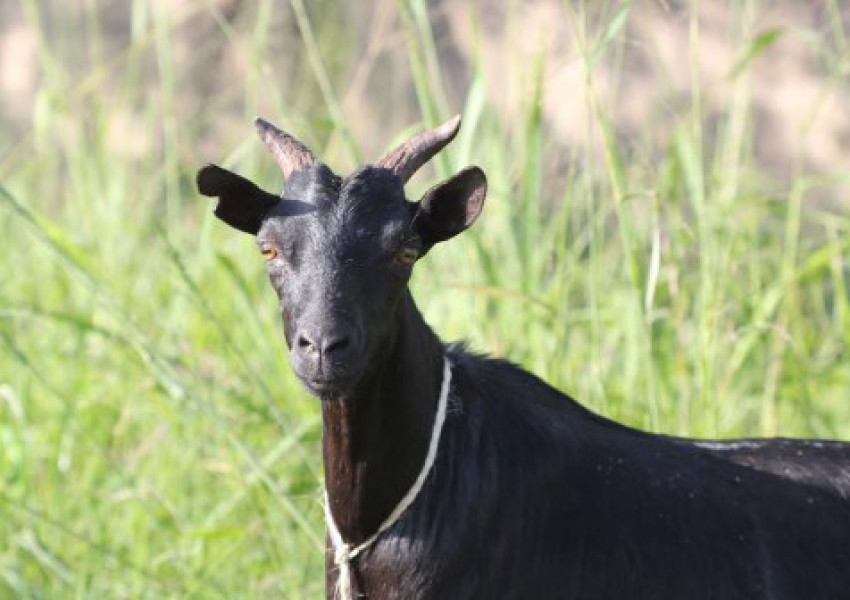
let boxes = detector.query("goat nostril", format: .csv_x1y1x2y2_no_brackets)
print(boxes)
324,336,351,357
297,335,316,353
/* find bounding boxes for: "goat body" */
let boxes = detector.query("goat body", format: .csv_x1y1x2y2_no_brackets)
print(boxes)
328,297,850,600
198,116,850,600
363,349,850,599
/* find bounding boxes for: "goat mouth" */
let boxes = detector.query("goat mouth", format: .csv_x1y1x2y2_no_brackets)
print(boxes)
296,373,359,397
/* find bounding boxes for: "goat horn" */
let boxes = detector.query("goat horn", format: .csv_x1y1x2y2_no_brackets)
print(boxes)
255,117,317,179
374,115,462,183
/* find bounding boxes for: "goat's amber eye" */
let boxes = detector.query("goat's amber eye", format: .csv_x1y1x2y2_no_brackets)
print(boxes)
395,246,419,266
260,244,278,261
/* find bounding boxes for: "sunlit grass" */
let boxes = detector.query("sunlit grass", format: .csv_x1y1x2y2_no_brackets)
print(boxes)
1,1,849,597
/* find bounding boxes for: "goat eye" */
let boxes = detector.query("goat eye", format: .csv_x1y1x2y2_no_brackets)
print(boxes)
260,244,279,261
395,246,419,266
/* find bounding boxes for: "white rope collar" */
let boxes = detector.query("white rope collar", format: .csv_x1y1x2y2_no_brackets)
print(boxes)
324,357,452,600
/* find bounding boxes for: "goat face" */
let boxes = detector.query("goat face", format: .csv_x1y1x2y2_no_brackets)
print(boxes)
258,164,418,395
198,117,486,398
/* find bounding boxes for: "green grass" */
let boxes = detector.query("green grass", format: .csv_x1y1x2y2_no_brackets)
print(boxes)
1,0,850,597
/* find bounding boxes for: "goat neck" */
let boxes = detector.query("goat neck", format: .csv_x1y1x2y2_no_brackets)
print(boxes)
321,291,445,545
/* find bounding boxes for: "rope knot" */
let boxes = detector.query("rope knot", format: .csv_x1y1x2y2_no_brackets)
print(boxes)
334,541,352,567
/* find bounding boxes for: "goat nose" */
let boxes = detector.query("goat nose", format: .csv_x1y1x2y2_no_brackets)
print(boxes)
296,332,352,360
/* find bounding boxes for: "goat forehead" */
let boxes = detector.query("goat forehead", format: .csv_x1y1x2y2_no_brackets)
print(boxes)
338,167,406,210
282,164,405,211
263,167,410,246
333,168,409,235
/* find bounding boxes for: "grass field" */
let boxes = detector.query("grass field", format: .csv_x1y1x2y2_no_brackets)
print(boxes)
1,1,849,597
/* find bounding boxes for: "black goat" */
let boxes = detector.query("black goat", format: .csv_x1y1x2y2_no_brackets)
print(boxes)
198,115,850,600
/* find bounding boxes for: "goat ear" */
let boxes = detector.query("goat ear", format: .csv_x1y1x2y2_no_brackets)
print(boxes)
197,164,279,234
413,166,487,248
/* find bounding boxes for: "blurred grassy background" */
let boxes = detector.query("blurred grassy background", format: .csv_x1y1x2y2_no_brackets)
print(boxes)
1,0,849,597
